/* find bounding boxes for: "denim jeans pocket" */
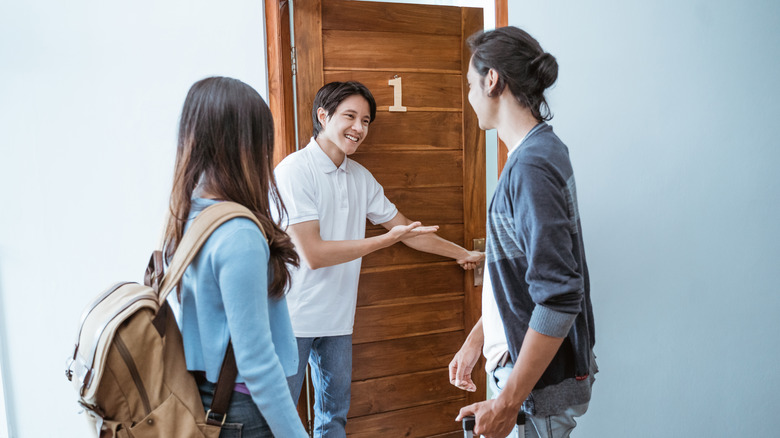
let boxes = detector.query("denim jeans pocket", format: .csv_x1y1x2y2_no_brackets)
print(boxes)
219,422,243,438
492,364,514,392
491,368,503,391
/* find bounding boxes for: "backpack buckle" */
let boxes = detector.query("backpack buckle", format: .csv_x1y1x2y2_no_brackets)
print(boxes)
205,409,227,426
65,358,75,381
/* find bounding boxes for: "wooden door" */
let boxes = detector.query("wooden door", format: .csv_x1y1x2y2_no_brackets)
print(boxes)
292,1,486,436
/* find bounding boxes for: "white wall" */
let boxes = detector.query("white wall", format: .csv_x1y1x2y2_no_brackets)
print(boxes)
0,1,268,436
507,1,780,436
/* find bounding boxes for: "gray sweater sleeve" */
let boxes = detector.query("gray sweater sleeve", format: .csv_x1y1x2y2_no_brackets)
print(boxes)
512,162,584,338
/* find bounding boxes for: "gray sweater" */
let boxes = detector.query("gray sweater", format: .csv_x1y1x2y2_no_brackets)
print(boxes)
486,122,597,416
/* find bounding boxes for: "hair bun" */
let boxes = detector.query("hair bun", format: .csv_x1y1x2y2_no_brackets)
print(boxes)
530,52,559,90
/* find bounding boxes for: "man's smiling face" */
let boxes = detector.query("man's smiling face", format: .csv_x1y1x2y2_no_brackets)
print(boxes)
317,94,372,159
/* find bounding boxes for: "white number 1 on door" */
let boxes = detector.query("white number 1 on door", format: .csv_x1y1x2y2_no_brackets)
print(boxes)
388,76,407,112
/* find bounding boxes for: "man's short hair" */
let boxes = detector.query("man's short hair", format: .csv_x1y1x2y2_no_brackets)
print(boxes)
311,81,377,139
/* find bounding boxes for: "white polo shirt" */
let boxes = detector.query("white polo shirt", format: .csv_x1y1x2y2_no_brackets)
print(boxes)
275,138,398,337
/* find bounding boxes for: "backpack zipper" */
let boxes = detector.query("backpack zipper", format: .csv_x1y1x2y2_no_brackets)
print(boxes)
71,282,133,361
73,294,157,397
114,334,152,416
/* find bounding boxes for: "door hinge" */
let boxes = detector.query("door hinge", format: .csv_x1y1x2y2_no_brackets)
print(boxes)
291,47,297,76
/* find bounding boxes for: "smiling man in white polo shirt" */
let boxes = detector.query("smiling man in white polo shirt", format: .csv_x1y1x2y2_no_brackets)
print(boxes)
275,81,484,438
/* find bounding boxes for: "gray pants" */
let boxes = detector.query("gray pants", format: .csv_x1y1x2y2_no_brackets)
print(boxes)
489,363,589,438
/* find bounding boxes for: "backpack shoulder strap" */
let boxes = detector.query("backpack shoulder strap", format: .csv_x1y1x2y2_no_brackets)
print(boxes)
155,201,266,422
157,201,266,306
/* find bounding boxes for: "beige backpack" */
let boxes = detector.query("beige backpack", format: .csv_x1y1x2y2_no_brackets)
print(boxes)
66,202,263,437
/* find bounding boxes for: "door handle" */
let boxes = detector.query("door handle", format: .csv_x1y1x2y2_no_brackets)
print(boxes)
473,238,485,286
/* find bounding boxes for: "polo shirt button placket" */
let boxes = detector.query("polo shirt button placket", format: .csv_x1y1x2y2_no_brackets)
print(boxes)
338,169,348,209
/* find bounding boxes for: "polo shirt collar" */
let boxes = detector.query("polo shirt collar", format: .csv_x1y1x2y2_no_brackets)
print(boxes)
305,137,349,174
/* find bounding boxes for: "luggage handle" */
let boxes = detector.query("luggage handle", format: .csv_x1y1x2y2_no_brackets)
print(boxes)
461,412,525,437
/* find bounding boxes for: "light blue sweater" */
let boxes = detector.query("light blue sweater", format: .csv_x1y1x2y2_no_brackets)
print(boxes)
178,198,306,437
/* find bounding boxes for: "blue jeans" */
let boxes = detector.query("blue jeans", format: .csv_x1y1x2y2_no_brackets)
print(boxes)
490,363,589,438
287,335,352,438
198,380,273,437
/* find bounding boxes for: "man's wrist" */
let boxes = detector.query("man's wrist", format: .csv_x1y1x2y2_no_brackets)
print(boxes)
464,332,483,351
494,389,524,415
464,322,484,349
378,230,396,249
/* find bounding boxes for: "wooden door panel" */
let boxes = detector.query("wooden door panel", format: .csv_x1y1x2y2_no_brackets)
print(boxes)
383,187,464,224
351,150,463,189
362,111,463,150
349,369,462,417
322,0,461,35
292,2,485,435
323,30,461,72
345,399,466,437
357,263,463,307
362,224,464,268
324,71,463,110
428,432,463,438
353,298,464,344
459,7,489,411
352,332,463,381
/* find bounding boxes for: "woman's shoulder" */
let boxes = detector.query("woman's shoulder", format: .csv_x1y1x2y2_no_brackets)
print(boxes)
211,217,267,244
188,199,269,253
195,217,269,264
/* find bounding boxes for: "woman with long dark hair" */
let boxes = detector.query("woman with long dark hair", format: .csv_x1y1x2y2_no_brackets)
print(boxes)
164,76,307,437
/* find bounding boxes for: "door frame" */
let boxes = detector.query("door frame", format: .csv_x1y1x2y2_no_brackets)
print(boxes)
493,0,509,174
265,0,297,167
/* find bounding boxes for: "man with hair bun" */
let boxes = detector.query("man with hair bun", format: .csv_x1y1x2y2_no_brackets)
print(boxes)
450,27,597,438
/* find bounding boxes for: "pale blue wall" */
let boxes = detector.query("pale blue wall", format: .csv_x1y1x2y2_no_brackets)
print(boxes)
497,0,780,436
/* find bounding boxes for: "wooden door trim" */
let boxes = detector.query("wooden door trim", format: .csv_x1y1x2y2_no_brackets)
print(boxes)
461,6,487,407
265,2,314,428
292,0,324,149
265,0,296,165
495,0,509,175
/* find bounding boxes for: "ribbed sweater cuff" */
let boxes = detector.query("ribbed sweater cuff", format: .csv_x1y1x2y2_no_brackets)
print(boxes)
529,305,577,338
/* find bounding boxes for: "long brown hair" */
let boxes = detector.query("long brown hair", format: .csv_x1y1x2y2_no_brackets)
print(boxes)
163,76,298,298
